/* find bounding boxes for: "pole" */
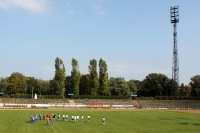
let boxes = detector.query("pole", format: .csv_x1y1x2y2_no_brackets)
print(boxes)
198,85,200,100
25,85,26,98
170,6,179,96
32,87,33,99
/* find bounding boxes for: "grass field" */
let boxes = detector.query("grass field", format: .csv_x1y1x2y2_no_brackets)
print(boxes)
0,109,200,133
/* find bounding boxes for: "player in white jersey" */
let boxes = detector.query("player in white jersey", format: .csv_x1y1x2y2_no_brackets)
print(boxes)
102,117,105,125
74,115,77,123
66,114,68,121
71,115,74,122
81,115,84,122
58,114,60,121
88,115,90,123
63,114,65,121
53,114,56,120
77,115,79,122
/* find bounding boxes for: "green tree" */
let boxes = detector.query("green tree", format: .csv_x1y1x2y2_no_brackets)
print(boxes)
127,80,138,94
88,59,98,96
65,76,72,97
40,80,51,95
189,75,200,97
139,73,172,97
51,57,66,98
179,83,191,97
26,77,51,98
71,58,81,95
50,79,59,94
7,72,26,95
26,77,38,97
109,77,130,96
132,80,142,95
79,74,91,95
99,58,110,96
0,77,8,95
36,79,51,97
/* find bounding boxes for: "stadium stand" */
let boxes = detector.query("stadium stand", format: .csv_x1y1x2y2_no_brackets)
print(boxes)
2,98,69,104
73,99,132,105
1,98,200,109
138,100,200,109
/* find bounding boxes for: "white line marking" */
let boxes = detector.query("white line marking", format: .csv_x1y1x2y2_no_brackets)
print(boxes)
9,119,21,124
50,124,56,133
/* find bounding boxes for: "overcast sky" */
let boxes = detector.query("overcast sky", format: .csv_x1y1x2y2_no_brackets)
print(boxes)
0,0,200,85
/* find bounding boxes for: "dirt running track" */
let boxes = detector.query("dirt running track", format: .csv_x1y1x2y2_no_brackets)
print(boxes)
172,110,200,114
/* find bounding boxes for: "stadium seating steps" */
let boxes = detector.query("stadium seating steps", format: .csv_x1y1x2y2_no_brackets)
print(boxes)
2,98,200,109
2,98,70,104
137,100,200,109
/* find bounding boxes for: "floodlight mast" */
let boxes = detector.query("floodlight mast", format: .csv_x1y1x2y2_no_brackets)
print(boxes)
170,6,179,96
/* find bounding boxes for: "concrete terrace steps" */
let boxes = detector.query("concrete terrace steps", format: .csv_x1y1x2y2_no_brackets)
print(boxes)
73,99,133,105
137,100,200,109
2,98,200,109
2,98,70,104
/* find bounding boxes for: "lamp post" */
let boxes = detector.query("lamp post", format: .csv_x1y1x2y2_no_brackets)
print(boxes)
170,6,179,96
198,85,200,100
25,85,26,98
32,87,33,99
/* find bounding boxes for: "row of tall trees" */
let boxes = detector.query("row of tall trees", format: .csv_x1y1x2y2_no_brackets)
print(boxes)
0,57,200,98
50,57,66,98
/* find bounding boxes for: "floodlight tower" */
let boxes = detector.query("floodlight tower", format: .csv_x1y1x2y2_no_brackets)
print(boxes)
170,6,179,96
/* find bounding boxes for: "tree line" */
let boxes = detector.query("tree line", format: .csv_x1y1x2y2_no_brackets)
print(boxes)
0,57,200,99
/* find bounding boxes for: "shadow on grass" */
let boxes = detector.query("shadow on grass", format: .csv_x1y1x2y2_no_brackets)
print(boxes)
26,120,38,124
176,117,189,120
192,123,200,126
157,118,173,120
42,124,51,126
26,120,33,124
179,122,188,125
96,124,105,125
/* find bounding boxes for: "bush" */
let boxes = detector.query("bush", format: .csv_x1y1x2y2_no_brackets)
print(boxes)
11,93,23,98
5,93,199,100
42,95,63,99
137,96,155,100
72,95,127,99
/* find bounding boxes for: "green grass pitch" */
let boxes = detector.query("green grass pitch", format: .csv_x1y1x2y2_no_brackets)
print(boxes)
0,109,200,133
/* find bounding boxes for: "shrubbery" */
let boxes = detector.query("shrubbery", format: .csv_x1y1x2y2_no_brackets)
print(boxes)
136,96,198,100
3,94,199,100
73,95,126,99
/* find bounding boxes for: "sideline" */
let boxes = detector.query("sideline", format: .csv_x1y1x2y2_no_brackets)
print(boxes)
9,119,24,125
50,124,56,133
